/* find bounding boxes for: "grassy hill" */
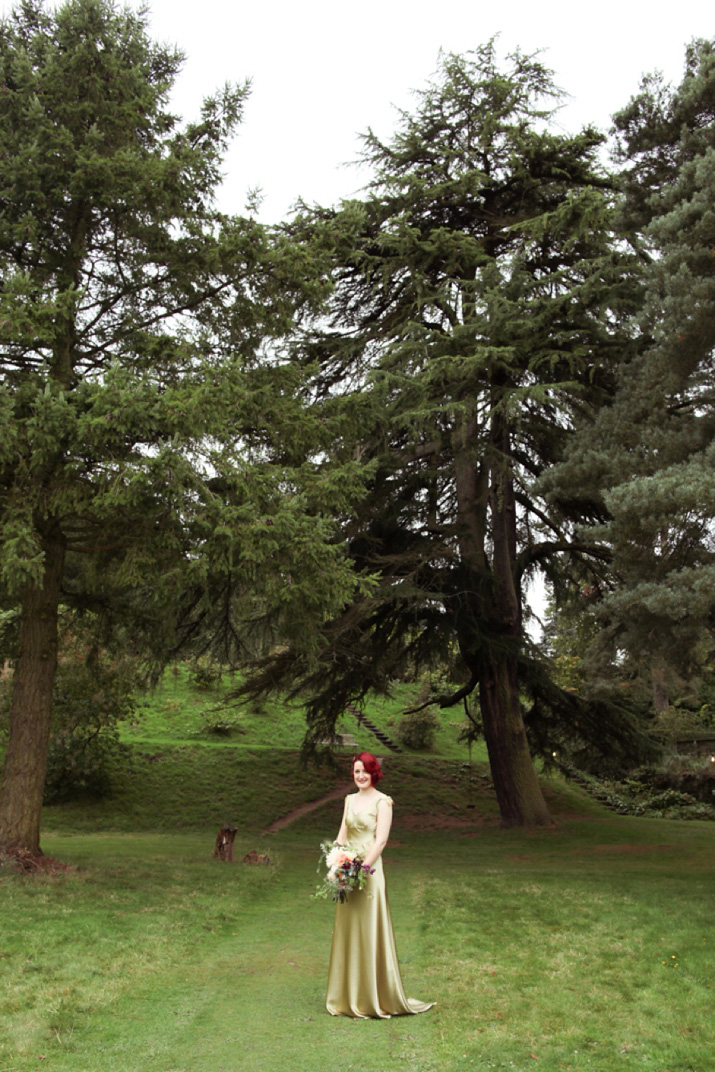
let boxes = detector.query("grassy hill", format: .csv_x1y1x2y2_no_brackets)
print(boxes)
38,665,594,837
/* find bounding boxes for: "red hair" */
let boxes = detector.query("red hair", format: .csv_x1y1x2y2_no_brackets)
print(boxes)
353,752,383,786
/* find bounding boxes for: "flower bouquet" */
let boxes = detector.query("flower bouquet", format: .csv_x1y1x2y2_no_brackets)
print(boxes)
313,840,375,903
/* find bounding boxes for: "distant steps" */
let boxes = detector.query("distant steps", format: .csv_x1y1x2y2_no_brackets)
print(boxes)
562,764,630,814
345,703,403,754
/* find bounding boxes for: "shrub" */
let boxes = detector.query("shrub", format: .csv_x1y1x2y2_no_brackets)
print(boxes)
198,704,244,737
654,704,712,741
189,656,223,691
0,642,137,803
43,650,136,802
395,706,440,751
578,769,715,821
390,669,454,751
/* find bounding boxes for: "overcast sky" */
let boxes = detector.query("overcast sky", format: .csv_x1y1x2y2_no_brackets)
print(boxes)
137,0,710,221
2,0,710,220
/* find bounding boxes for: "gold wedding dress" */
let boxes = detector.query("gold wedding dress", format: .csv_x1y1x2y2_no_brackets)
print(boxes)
326,791,434,1019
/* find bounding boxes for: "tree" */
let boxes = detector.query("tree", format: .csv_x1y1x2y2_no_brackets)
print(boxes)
0,0,362,856
243,46,646,826
546,40,715,715
0,625,137,804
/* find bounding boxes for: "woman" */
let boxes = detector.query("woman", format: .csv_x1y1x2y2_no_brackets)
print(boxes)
326,751,434,1018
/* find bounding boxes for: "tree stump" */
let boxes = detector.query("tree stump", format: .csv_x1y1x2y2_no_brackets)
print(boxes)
242,849,271,865
212,824,238,862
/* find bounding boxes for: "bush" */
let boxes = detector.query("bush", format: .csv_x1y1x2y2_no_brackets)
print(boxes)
43,650,136,802
0,642,136,803
189,656,223,691
574,767,715,821
395,706,440,751
654,704,712,742
198,704,244,737
390,670,453,751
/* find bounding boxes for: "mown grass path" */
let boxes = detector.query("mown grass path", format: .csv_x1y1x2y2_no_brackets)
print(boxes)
2,812,714,1072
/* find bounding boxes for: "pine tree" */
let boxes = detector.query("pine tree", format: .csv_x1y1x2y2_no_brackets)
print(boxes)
547,40,715,713
0,0,361,855
244,46,645,826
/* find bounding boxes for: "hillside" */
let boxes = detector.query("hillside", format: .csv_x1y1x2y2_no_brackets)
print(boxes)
38,666,595,837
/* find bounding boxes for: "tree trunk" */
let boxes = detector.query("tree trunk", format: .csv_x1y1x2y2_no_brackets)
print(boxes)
212,824,238,861
479,658,553,826
451,403,553,826
652,662,670,715
481,409,552,827
0,528,65,856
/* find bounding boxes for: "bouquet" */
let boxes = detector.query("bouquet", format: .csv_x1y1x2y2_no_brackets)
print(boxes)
313,839,375,903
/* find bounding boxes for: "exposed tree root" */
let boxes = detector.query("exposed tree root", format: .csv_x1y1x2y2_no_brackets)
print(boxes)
0,848,74,875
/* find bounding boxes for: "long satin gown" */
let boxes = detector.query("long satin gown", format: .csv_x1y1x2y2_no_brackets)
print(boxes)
325,791,434,1019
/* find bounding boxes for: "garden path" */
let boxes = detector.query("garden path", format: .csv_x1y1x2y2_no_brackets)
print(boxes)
262,786,346,833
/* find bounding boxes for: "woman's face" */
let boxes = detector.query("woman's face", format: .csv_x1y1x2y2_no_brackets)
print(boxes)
353,760,372,791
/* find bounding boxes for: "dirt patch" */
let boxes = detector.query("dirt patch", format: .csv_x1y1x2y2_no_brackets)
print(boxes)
1,849,75,876
262,786,345,833
262,794,494,835
396,810,496,832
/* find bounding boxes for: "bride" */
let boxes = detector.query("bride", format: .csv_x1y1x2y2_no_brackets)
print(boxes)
326,752,434,1018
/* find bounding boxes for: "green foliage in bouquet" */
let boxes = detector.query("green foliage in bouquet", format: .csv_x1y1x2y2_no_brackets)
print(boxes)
313,840,374,903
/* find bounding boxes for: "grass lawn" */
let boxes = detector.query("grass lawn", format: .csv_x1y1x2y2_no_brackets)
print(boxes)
1,667,713,1070
2,810,713,1072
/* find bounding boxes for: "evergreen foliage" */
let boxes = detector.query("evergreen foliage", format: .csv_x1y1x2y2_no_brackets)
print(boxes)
242,45,649,825
0,0,363,854
41,643,135,803
545,39,715,713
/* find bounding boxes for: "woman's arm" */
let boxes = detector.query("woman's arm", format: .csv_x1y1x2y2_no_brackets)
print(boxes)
336,796,349,844
362,797,393,869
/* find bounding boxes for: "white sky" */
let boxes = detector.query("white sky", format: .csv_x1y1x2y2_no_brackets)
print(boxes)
141,0,710,221
2,0,710,220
